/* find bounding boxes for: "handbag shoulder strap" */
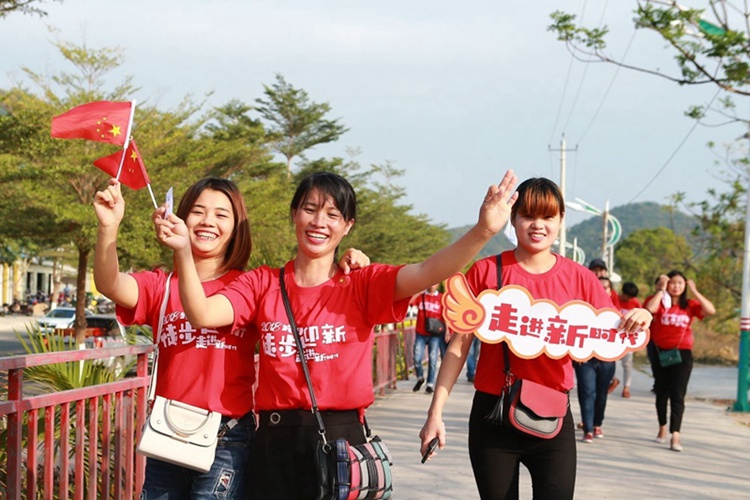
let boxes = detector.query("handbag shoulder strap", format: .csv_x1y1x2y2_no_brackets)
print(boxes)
495,254,511,375
147,272,173,402
278,267,329,444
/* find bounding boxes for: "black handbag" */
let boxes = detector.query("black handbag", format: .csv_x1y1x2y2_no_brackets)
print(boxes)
279,268,394,500
421,293,446,336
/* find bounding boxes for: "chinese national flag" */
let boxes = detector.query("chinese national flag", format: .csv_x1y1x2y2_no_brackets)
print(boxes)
93,138,150,190
51,101,132,146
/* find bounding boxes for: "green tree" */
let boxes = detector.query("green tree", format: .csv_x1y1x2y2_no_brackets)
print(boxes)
689,178,746,332
0,0,56,18
0,40,212,343
202,99,292,268
0,41,452,345
549,1,750,329
348,161,450,265
256,74,349,178
549,1,750,123
614,227,693,292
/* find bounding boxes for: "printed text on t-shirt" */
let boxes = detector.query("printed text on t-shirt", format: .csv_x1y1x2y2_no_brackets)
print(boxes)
160,311,247,350
261,321,346,361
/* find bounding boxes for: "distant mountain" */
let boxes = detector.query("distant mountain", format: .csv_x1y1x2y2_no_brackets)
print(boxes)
567,202,699,263
448,202,699,261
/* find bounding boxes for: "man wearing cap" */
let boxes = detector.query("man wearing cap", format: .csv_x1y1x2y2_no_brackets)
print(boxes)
573,259,620,443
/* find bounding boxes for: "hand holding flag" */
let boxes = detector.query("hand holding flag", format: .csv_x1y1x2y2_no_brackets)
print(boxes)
93,138,150,190
51,101,133,146
94,137,159,208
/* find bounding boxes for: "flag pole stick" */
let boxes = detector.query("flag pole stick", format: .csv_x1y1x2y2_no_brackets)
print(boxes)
146,184,158,209
115,99,138,180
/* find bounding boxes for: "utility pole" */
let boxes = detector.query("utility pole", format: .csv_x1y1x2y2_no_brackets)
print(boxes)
601,200,609,260
549,135,577,258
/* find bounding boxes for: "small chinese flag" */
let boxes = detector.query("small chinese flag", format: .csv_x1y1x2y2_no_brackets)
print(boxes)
93,138,150,190
51,101,132,146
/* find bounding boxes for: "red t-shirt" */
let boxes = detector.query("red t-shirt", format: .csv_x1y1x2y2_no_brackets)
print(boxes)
609,289,621,309
116,269,258,418
467,251,615,395
650,299,704,350
619,296,641,314
410,291,443,336
221,261,409,412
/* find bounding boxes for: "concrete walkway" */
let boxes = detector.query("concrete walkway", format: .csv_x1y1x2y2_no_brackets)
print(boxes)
4,315,748,498
366,364,750,499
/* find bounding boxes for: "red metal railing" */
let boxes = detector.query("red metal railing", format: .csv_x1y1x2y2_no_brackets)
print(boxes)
1,324,419,498
399,325,419,380
1,344,153,499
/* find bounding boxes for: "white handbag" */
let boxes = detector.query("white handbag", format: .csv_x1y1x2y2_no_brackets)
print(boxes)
137,396,222,473
136,273,223,473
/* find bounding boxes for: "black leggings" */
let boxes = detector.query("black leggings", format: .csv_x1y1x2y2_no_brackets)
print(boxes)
653,349,693,433
468,391,576,500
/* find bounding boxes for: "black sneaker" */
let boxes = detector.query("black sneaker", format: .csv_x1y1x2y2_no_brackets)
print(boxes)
425,385,434,394
413,378,425,392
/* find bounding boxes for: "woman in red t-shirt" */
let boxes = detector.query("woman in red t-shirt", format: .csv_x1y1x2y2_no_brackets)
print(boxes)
419,177,652,499
644,270,715,452
156,169,519,499
94,177,368,497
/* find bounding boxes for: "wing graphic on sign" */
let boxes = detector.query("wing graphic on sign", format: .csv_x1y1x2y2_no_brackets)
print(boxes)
442,274,485,334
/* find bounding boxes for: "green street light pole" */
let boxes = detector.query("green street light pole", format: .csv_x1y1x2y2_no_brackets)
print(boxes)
733,180,750,412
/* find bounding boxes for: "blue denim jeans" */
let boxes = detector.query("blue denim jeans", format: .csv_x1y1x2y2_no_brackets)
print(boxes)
466,337,481,380
414,334,442,385
141,413,255,499
574,360,616,434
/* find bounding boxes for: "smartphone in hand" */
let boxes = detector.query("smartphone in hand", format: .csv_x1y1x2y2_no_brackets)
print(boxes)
421,437,439,464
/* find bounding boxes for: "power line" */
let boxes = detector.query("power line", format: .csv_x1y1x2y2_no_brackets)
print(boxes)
548,54,578,150
627,89,722,203
576,28,636,144
548,0,591,147
563,0,614,142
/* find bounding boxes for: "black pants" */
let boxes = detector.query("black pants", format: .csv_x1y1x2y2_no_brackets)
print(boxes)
653,349,693,433
468,391,576,500
250,409,366,500
647,340,659,379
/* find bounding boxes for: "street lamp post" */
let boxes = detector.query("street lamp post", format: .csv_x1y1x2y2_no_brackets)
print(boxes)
733,184,750,411
566,198,622,269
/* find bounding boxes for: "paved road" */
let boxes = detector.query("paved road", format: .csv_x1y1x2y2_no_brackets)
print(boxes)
366,363,750,499
0,315,37,355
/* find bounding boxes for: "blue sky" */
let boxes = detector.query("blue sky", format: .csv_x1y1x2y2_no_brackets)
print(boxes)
0,0,742,229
